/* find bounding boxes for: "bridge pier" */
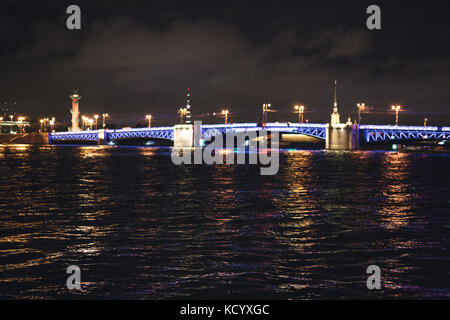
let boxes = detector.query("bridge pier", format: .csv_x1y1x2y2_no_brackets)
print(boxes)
98,129,107,145
173,122,202,147
325,124,358,150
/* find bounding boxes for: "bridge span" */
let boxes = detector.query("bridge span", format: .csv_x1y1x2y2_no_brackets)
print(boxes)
49,123,450,150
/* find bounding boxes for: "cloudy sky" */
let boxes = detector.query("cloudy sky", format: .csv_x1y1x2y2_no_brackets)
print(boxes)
1,0,449,126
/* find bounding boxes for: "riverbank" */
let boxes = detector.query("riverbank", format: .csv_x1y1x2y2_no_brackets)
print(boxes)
0,133,49,144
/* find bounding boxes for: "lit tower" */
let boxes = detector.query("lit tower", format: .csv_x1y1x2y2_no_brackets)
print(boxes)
330,80,340,125
185,88,192,124
70,90,81,131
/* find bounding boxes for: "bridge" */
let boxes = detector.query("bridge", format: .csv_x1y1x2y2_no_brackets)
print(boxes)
49,122,450,149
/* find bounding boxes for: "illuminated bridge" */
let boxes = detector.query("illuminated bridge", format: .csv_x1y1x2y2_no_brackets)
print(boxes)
49,123,450,148
49,123,327,143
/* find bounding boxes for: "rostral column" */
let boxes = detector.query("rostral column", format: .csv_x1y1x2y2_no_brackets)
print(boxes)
70,90,81,131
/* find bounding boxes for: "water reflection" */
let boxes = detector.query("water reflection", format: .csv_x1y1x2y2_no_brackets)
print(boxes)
0,146,448,299
378,152,413,230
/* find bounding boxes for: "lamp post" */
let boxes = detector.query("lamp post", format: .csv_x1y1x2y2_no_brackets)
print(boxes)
0,116,3,134
294,105,304,123
94,115,99,130
146,114,152,128
9,115,13,133
357,102,366,125
87,118,93,130
81,116,87,130
221,109,229,124
262,103,271,127
18,117,25,133
102,113,109,128
391,105,401,126
49,119,55,132
40,119,44,133
424,118,428,127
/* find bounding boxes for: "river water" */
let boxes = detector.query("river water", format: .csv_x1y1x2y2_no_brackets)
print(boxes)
0,145,449,299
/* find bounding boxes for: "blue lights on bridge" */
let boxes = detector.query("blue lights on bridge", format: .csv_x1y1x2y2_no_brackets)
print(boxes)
359,125,450,142
50,123,449,145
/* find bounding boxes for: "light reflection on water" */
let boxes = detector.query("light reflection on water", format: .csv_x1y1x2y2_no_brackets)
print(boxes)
0,145,449,299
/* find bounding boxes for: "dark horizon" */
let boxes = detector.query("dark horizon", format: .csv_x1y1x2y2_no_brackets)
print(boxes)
1,0,450,126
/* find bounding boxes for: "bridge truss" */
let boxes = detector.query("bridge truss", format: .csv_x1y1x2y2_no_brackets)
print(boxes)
360,125,450,142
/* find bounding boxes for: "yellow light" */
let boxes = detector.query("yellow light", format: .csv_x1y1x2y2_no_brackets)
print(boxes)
94,115,99,119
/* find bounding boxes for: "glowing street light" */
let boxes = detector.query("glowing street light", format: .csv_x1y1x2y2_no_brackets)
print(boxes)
40,119,44,133
294,105,305,123
391,105,401,126
81,115,87,130
221,109,229,124
9,115,13,133
87,118,93,130
102,113,109,128
262,103,271,127
17,117,25,133
424,118,428,127
0,116,3,133
49,119,55,132
357,102,366,125
146,114,152,128
94,115,99,130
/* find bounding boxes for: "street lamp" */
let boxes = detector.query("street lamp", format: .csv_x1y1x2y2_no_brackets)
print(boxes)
0,116,3,134
40,119,44,133
262,103,271,127
294,105,305,123
49,119,55,132
81,116,87,130
102,113,109,128
357,102,366,125
18,117,25,133
391,105,401,126
9,115,13,133
146,114,152,128
94,115,99,130
221,109,229,124
87,118,93,130
424,118,428,127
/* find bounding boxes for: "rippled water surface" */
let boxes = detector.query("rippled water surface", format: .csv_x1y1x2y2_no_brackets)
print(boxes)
0,145,449,299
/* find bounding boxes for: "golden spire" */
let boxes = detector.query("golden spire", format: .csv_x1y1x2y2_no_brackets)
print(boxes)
333,80,337,108
331,79,340,125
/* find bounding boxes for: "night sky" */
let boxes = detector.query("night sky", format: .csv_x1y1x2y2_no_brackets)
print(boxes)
1,0,450,126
